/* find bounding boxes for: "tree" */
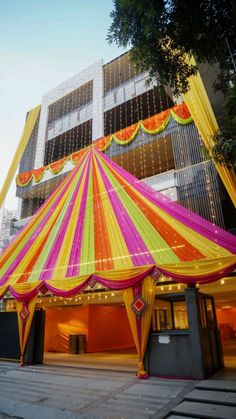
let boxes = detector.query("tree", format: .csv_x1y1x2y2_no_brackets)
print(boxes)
211,84,236,170
107,0,236,95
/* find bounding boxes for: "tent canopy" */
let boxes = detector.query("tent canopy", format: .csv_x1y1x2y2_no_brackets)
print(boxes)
0,146,236,301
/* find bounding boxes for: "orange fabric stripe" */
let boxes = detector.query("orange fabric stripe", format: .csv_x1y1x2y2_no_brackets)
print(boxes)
107,166,204,261
92,158,114,271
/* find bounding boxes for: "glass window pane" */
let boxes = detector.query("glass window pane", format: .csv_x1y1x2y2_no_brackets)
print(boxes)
152,300,173,331
206,297,215,327
172,301,188,329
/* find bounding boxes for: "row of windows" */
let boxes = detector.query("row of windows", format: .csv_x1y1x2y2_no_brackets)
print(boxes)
47,52,144,124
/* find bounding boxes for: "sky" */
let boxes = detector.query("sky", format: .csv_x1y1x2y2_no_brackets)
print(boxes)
0,0,126,210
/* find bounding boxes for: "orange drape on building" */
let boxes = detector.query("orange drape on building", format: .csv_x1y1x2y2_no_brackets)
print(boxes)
44,305,135,353
44,306,89,352
48,157,69,174
88,305,135,352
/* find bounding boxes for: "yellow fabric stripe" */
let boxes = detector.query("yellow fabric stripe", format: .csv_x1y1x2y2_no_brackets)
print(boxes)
95,265,153,281
46,276,89,290
123,287,140,358
141,276,156,358
158,255,236,277
11,282,41,295
93,156,133,269
16,296,37,363
0,105,41,209
182,57,236,207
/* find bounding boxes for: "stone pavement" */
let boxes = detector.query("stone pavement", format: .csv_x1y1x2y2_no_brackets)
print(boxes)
0,361,194,419
168,368,236,418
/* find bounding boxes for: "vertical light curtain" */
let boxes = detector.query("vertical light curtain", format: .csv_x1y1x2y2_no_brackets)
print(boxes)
16,296,37,365
0,105,41,209
182,57,236,207
123,276,156,378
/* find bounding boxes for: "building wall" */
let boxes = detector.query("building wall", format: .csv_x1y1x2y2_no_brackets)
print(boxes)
34,60,104,169
0,209,19,251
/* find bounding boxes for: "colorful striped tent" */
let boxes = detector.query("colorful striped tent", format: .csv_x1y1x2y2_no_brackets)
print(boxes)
1,146,236,373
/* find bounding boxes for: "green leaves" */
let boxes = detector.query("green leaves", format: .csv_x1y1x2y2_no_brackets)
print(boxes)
108,0,236,95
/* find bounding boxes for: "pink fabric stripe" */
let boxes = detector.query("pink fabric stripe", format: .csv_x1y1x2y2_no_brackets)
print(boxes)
40,161,89,280
9,287,40,302
0,163,84,286
95,154,155,266
98,149,236,254
66,151,92,277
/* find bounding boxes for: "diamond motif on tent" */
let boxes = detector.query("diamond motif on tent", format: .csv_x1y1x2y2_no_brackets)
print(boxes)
88,278,97,288
20,304,30,322
131,295,147,317
151,267,161,281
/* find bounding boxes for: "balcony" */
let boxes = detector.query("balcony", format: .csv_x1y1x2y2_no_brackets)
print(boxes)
104,72,150,112
47,103,93,141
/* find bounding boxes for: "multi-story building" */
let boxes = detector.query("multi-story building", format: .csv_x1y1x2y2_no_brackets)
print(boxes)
0,208,19,251
3,51,235,371
16,52,233,232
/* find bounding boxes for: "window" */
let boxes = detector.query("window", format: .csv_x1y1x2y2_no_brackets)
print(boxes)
152,297,188,332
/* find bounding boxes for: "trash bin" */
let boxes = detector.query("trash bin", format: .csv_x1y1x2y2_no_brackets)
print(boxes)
78,334,86,354
68,335,78,354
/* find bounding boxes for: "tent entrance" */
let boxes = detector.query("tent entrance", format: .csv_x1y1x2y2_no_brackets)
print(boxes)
43,300,137,372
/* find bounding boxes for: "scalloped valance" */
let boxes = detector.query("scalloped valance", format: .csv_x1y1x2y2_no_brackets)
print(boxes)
16,103,192,187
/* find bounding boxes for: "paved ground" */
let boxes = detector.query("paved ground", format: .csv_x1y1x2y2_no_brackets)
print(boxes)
0,362,194,419
44,349,138,372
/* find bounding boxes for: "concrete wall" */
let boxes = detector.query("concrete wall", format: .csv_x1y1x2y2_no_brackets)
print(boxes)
34,60,104,168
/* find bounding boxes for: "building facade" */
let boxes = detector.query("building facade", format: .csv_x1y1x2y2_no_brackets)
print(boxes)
16,52,228,231
2,52,235,371
0,208,19,251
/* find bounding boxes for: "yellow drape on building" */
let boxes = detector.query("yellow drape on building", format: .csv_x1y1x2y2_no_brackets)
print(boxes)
182,58,236,207
123,276,156,378
0,105,41,209
16,296,37,366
